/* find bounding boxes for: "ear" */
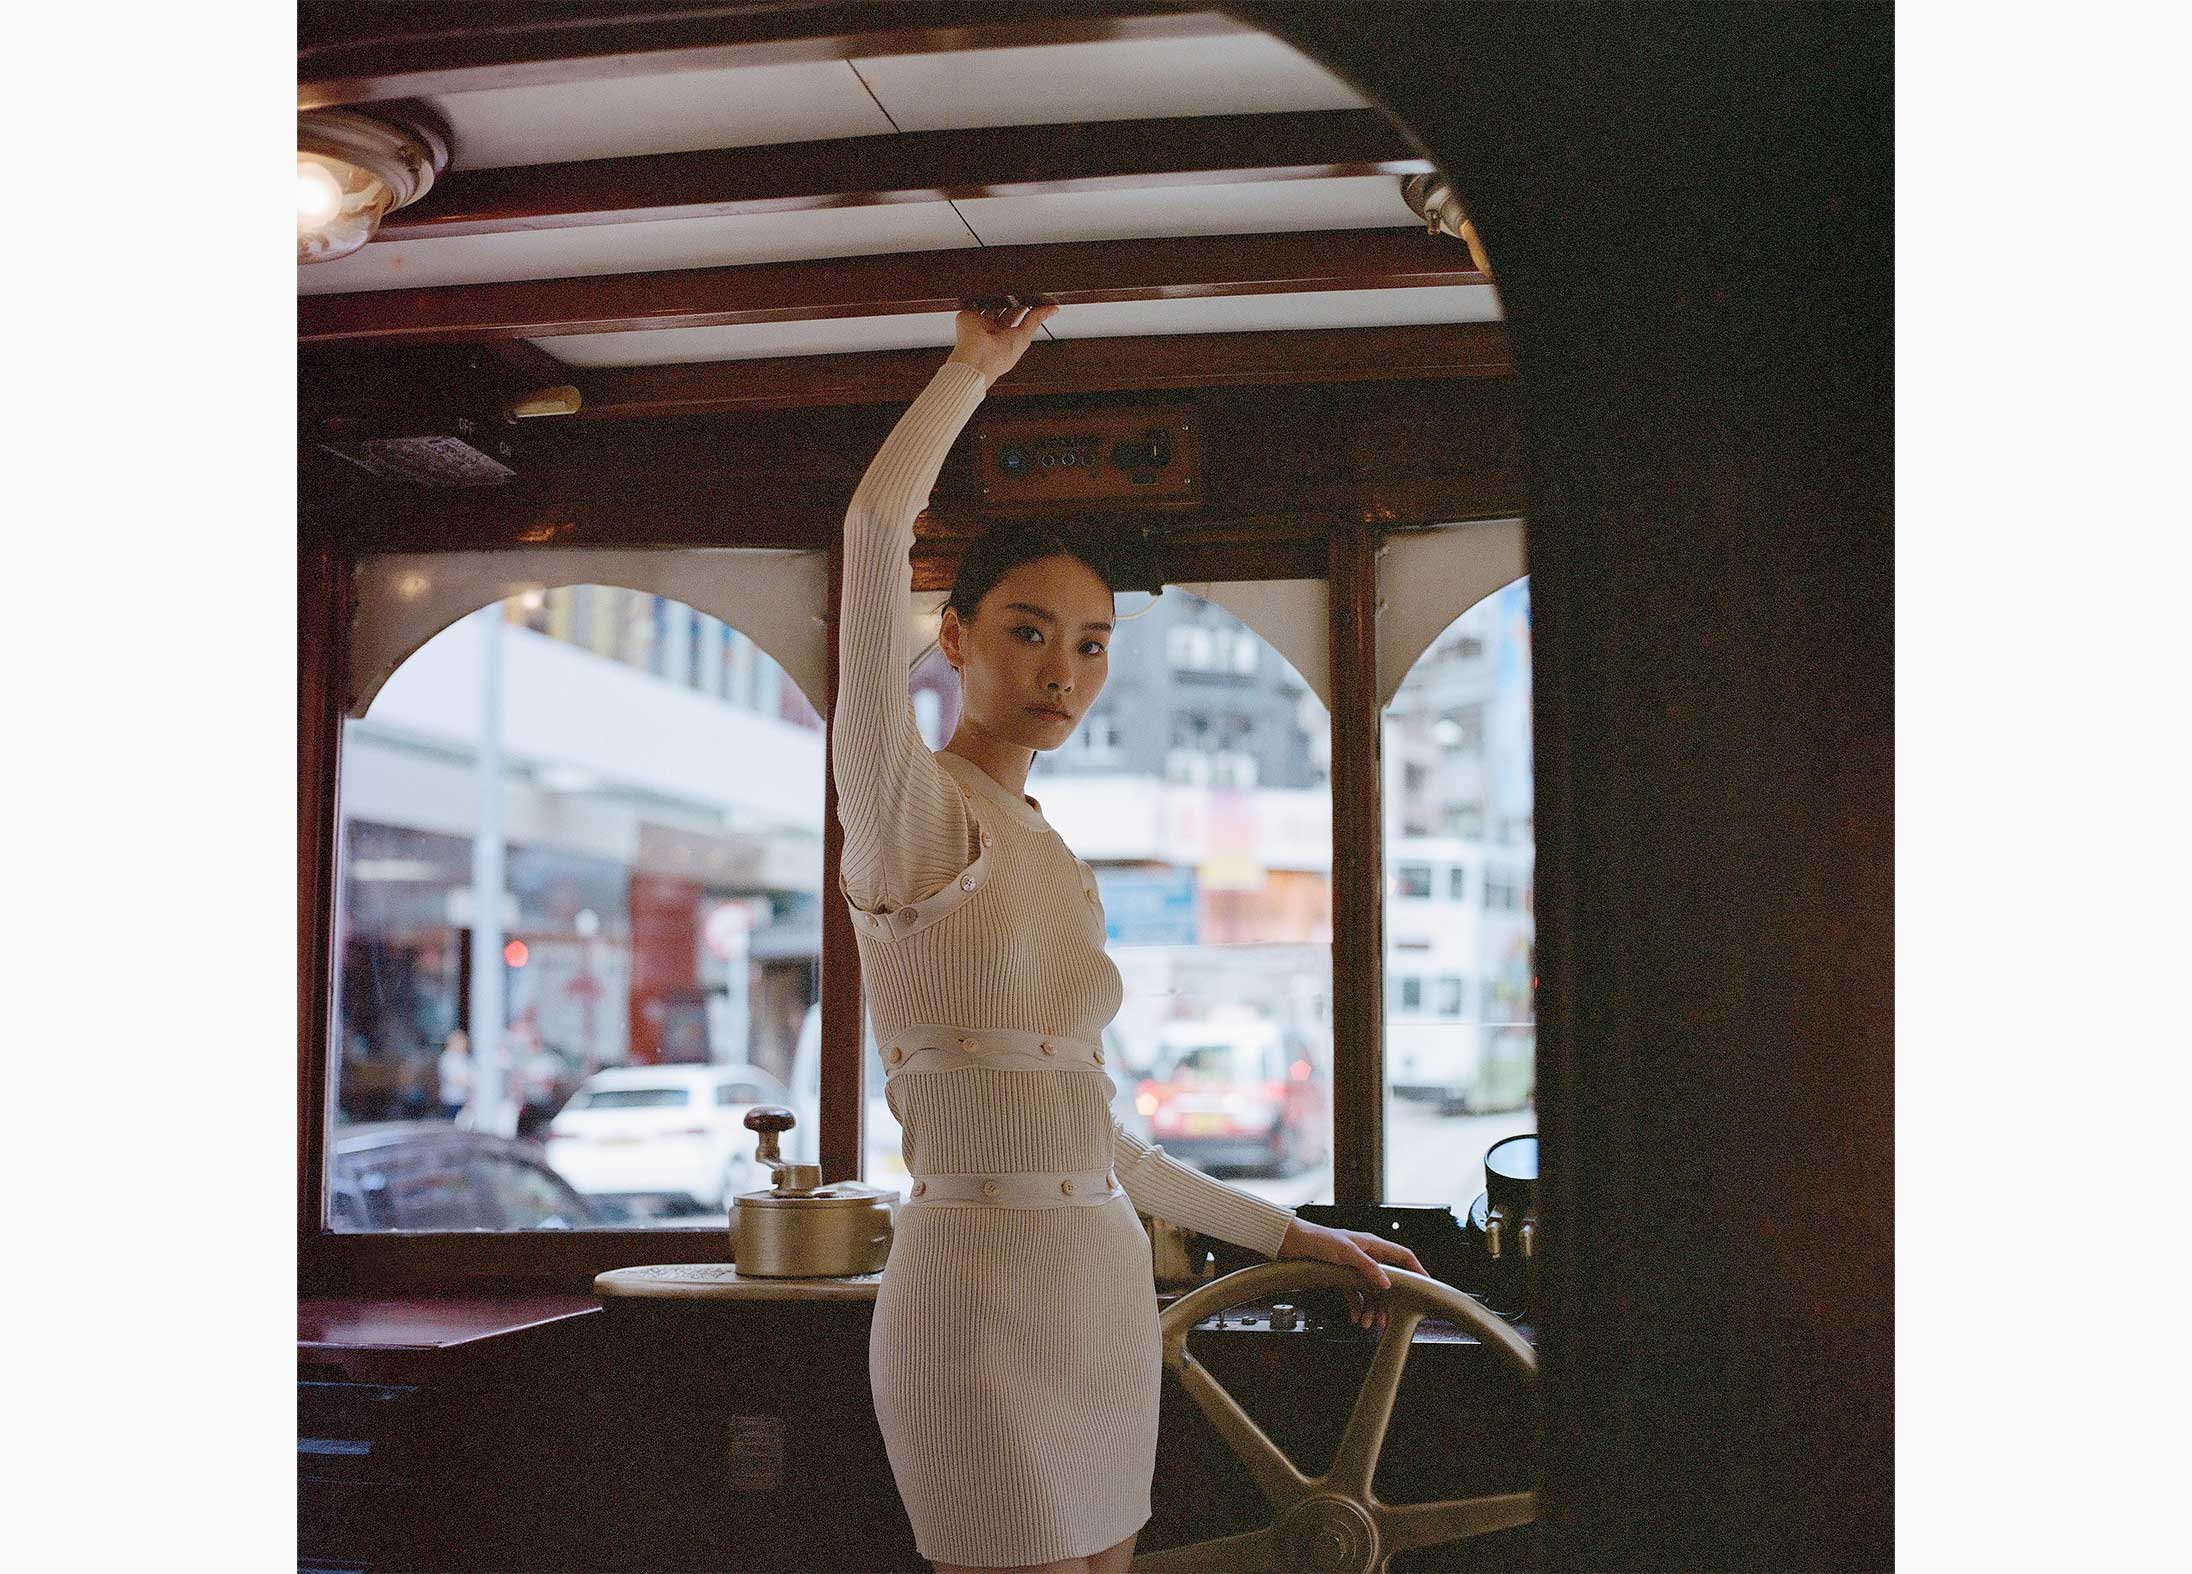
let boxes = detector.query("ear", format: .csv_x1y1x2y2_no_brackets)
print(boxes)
938,606,962,670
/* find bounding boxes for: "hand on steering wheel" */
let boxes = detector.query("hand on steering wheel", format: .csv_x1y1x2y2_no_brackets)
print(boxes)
948,294,1058,385
1275,1218,1426,1333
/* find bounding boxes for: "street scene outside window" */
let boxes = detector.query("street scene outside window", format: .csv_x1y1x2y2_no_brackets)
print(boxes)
326,574,1533,1229
329,584,827,1228
1381,577,1536,1197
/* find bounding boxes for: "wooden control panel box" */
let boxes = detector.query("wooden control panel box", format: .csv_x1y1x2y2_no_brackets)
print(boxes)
973,404,1202,510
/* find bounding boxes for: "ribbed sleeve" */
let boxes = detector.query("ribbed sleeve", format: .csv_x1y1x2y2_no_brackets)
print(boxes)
832,357,992,911
1112,1121,1296,1259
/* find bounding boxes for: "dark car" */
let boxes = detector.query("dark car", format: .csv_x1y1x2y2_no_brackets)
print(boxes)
328,1121,604,1231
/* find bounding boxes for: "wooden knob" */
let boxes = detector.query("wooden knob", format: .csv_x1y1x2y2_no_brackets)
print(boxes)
744,1105,796,1133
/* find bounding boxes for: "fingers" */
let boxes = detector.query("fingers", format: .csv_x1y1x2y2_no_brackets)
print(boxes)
1349,1285,1388,1332
959,293,1060,332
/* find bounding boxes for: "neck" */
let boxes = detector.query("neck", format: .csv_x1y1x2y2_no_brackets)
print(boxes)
940,723,1035,800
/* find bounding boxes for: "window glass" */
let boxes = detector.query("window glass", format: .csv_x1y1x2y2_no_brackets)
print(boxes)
328,584,826,1230
477,1155,590,1230
1382,577,1536,1206
868,586,1334,1209
378,1160,490,1231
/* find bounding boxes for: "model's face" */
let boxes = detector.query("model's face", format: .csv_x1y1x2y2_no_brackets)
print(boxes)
940,554,1113,750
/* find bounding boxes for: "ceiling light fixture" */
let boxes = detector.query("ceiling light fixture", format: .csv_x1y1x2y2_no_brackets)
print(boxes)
297,103,450,264
1400,173,1494,279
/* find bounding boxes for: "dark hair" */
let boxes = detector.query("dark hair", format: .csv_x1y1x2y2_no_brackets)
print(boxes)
943,523,1118,634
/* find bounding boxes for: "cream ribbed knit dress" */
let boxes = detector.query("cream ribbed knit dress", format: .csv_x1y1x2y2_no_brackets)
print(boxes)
835,358,1298,1568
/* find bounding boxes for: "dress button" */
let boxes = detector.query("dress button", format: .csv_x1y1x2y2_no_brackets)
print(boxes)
980,1179,1000,1198
911,1180,926,1197
1060,1179,1076,1197
960,1037,977,1052
897,907,918,925
1093,1048,1106,1065
887,1046,904,1065
960,876,977,891
1106,1169,1117,1187
1040,1040,1055,1055
980,831,993,847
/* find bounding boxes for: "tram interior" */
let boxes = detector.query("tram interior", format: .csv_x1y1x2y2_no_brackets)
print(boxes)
298,6,1892,1572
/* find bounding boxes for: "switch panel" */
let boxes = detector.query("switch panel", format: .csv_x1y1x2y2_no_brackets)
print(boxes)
974,405,1202,511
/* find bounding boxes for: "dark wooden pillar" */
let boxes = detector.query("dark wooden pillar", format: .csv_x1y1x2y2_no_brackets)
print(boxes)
1326,519,1384,1204
299,524,350,1258
819,535,866,1183
1239,3,1894,1567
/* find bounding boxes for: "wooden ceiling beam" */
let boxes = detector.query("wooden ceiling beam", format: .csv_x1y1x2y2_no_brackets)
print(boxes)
297,228,1487,349
299,1,1245,111
379,110,1430,241
558,323,1512,417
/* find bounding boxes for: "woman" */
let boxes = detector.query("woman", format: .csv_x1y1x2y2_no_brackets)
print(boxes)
836,296,1424,1574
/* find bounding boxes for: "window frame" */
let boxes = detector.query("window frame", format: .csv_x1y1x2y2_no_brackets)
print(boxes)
300,509,1519,1292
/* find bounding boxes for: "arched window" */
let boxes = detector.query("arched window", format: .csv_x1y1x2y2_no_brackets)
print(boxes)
1381,576,1535,1206
330,584,826,1231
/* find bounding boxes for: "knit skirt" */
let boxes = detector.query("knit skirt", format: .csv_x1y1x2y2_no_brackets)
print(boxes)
869,1191,1163,1567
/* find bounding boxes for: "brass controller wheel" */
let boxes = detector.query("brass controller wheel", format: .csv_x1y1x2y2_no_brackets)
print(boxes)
1133,1262,1536,1573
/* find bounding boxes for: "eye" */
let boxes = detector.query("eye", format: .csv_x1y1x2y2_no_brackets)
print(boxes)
1014,625,1043,643
1082,641,1108,658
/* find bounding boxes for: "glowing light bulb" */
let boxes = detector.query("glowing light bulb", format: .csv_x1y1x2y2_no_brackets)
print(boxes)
296,157,344,228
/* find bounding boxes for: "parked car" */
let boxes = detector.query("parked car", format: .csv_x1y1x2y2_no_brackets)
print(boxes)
328,1122,603,1231
1134,1011,1329,1176
541,1062,791,1214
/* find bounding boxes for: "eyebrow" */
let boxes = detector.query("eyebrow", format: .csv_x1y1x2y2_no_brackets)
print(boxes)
1004,600,1113,634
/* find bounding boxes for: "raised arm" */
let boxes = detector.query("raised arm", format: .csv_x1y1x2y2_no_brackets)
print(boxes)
832,297,1057,909
831,359,990,909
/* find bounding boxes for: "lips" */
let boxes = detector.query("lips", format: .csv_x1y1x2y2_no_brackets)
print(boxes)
1026,705,1071,721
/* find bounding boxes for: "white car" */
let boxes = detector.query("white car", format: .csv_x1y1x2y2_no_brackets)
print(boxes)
542,1062,790,1214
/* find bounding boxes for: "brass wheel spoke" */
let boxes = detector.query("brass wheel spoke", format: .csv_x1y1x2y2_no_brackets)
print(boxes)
1173,1353,1313,1511
1322,1305,1424,1497
1129,1524,1281,1572
1375,1490,1538,1555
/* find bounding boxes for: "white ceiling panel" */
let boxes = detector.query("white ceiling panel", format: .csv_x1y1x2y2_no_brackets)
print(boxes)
954,176,1421,248
296,202,978,296
533,311,965,369
1042,285,1503,339
424,60,896,171
850,33,1365,133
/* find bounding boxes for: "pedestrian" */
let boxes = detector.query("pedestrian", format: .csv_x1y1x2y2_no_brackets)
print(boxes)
840,298,1423,1574
436,1028,472,1121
